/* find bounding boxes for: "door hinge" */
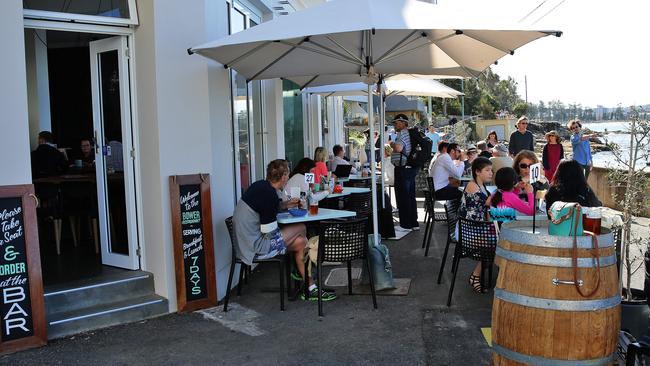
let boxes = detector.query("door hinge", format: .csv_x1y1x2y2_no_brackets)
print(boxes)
136,247,142,257
125,47,131,59
130,148,135,159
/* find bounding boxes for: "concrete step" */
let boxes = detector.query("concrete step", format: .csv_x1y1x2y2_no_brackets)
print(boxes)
44,271,155,315
47,294,168,339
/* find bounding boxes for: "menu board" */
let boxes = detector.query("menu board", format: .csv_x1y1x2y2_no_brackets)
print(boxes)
0,185,46,354
169,174,217,312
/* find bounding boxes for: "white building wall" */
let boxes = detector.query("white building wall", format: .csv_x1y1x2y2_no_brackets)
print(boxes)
134,0,282,308
0,0,32,186
25,29,52,150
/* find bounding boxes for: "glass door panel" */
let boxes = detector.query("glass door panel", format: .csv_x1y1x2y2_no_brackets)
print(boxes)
89,36,139,269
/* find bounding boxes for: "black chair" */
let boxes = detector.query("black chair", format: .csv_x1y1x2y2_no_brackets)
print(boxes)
447,218,498,306
59,181,99,254
224,217,290,311
436,199,461,283
35,182,63,255
345,191,372,233
346,178,371,188
317,218,377,316
422,177,447,250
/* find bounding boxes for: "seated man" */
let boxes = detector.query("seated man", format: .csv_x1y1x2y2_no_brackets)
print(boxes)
233,159,335,301
489,143,513,174
429,142,464,200
31,130,68,178
79,138,95,166
330,144,357,175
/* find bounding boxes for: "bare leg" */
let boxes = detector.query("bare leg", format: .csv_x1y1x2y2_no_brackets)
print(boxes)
280,223,309,283
472,262,482,277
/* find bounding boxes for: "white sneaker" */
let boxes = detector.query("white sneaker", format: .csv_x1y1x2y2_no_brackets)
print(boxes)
395,226,412,232
412,226,420,231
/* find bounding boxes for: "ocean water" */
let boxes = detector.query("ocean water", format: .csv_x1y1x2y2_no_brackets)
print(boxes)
582,121,649,169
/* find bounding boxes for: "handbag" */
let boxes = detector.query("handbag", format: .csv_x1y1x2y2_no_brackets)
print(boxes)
361,235,396,291
549,201,583,236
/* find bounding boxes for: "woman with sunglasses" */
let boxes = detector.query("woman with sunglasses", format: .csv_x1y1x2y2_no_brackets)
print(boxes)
567,119,596,180
513,150,548,201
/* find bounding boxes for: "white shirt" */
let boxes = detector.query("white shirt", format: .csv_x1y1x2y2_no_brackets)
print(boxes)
429,153,465,191
330,156,357,175
286,174,309,195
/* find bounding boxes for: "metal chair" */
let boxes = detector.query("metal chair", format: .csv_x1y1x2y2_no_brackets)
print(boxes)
223,217,290,311
345,191,372,234
436,199,461,283
446,217,498,307
422,177,447,250
317,218,377,316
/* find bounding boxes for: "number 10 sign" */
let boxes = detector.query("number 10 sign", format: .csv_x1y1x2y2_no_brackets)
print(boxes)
529,163,542,184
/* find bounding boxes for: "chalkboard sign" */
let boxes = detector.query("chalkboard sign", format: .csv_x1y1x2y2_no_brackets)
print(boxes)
169,174,217,312
0,185,46,354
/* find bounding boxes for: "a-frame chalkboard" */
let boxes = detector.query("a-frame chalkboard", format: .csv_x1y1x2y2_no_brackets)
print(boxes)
169,174,217,312
0,184,47,354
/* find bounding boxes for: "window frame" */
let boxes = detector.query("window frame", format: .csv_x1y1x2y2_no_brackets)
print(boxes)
23,0,139,26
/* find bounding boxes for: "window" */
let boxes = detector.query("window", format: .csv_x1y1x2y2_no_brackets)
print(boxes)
228,1,263,198
24,0,139,25
283,80,305,167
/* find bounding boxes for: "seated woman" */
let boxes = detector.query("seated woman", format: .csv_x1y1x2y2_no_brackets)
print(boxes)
513,149,548,201
458,157,493,293
544,159,602,213
489,167,535,222
311,146,329,185
286,158,316,194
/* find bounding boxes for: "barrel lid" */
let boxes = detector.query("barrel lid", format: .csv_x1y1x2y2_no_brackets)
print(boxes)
499,221,614,249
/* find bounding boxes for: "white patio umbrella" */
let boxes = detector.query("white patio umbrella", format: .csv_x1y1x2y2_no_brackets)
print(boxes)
190,0,561,244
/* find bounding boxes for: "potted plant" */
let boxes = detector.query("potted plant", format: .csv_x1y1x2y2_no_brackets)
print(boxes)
605,107,650,338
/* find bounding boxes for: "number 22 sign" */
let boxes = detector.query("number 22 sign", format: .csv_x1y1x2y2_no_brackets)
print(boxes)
529,163,542,184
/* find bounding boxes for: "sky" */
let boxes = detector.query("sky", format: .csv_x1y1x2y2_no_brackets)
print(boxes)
440,0,650,108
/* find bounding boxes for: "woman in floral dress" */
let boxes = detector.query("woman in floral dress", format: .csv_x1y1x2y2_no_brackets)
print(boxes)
458,157,493,293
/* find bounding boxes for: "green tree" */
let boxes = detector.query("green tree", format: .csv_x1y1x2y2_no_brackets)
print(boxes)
513,102,528,117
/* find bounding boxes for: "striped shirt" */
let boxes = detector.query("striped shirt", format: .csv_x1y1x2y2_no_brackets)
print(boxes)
391,129,411,167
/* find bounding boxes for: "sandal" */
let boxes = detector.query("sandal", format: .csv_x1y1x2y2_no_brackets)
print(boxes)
469,274,484,294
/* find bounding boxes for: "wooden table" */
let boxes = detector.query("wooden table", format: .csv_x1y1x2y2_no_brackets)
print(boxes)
277,208,356,224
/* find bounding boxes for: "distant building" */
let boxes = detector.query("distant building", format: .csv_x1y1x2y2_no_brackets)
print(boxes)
595,105,605,120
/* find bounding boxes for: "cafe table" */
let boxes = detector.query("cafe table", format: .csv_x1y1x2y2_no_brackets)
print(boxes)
516,210,549,222
325,187,370,199
277,208,356,224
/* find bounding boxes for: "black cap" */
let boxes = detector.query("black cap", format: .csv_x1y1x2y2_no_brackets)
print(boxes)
392,114,409,124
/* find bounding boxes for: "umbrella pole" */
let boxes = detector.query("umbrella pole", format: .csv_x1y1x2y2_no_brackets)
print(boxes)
378,80,386,208
367,83,379,245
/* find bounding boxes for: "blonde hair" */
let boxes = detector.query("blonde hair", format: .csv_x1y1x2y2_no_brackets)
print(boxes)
266,159,289,182
314,146,327,162
383,144,393,157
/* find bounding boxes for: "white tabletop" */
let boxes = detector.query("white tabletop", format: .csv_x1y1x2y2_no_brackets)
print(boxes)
326,187,371,198
277,208,357,224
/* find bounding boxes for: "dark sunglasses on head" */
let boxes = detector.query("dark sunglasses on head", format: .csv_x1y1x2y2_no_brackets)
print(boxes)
519,163,531,169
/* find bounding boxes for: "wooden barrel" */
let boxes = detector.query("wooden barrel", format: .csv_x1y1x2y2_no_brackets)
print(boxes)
492,221,620,366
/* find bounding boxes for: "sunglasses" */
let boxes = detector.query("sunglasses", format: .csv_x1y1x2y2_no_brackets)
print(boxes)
519,163,531,169
519,122,528,125
571,126,580,130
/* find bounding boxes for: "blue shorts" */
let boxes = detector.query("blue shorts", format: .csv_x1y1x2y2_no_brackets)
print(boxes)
256,229,287,260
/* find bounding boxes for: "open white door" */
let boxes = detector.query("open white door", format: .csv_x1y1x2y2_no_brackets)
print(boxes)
89,36,139,270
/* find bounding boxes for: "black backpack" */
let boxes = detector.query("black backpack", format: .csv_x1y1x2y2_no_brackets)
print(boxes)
406,127,433,168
